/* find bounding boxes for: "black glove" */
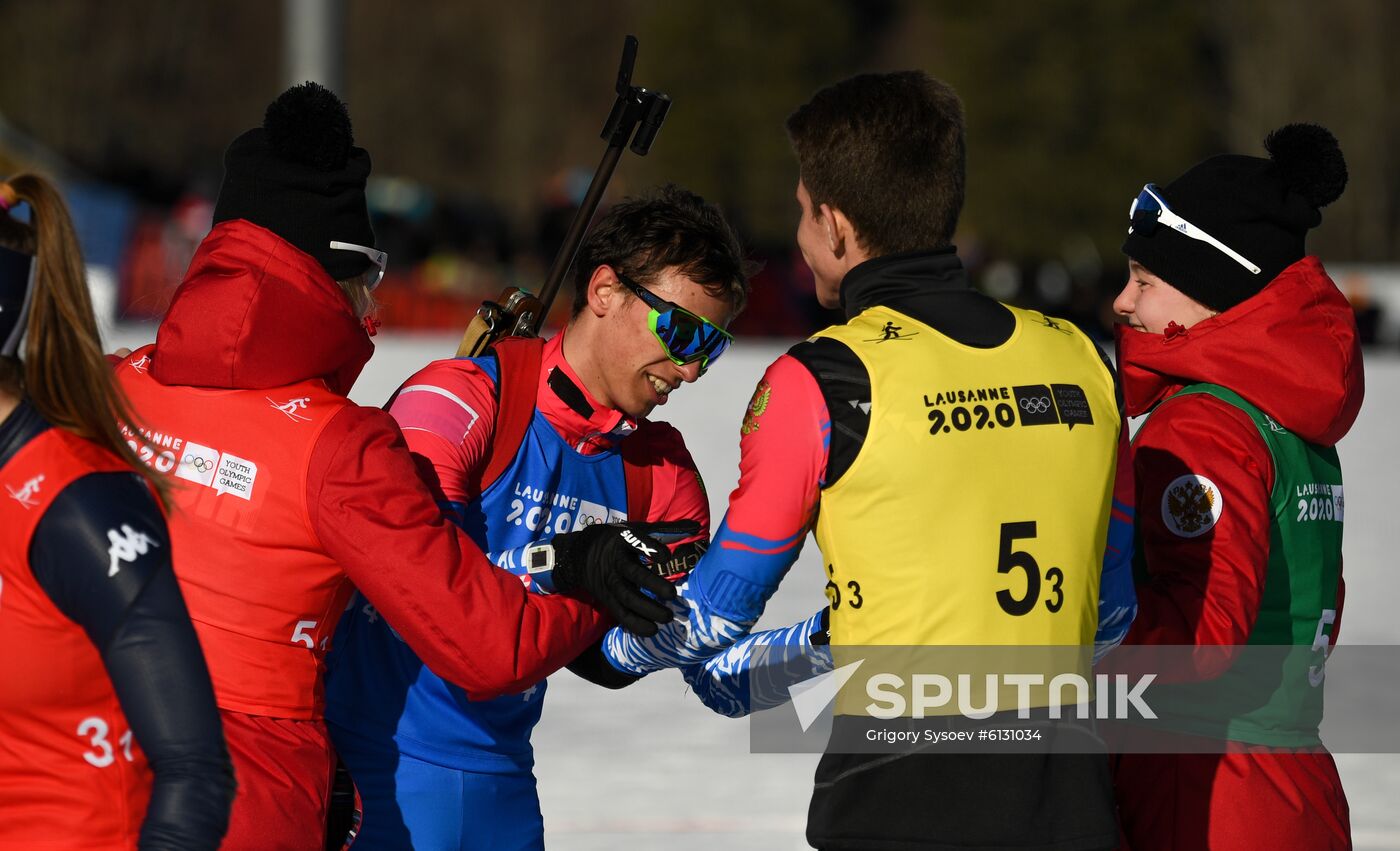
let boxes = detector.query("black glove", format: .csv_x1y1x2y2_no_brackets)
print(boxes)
653,538,708,582
549,520,700,636
567,637,643,690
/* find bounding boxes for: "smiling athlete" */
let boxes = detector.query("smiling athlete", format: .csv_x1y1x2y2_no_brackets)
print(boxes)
325,185,749,850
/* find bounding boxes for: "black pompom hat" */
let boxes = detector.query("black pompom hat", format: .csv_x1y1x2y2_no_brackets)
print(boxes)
212,82,375,280
1122,123,1347,312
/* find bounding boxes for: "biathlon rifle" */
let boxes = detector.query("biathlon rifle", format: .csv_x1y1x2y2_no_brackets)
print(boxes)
454,35,671,357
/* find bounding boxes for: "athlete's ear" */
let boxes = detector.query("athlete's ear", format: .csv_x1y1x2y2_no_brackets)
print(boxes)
585,265,621,319
822,203,853,259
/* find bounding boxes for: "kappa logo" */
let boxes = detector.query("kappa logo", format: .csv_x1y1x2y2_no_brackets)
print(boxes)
269,396,313,422
107,524,158,577
128,355,152,375
6,474,44,509
1162,474,1223,538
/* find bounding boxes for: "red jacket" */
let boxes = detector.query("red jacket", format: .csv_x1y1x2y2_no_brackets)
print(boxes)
116,219,604,715
1117,256,1363,658
0,429,150,849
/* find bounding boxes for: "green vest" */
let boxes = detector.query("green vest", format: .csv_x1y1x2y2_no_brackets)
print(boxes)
1137,383,1343,747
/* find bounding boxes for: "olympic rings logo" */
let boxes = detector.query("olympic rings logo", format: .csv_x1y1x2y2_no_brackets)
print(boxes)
1019,396,1052,414
183,454,215,473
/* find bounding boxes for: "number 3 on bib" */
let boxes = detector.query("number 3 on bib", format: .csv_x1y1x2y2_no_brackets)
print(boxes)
995,522,1064,616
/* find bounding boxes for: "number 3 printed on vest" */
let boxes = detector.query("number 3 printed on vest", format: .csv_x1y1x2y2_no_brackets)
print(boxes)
77,716,135,768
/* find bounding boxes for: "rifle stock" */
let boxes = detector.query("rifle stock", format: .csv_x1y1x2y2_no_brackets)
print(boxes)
455,288,543,357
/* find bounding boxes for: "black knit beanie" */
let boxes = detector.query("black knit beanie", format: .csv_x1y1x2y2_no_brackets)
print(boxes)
212,82,374,280
1122,124,1347,312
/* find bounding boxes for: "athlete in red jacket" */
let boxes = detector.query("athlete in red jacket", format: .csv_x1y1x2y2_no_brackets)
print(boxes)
0,174,232,849
1111,125,1360,850
111,84,678,850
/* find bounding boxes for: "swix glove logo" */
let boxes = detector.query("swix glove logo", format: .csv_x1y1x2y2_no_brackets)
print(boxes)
128,355,152,375
621,529,658,562
6,473,43,509
269,396,313,422
107,524,158,577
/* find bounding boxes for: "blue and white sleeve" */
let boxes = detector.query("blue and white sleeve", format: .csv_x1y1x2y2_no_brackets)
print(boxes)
603,354,829,676
601,517,806,675
681,609,832,718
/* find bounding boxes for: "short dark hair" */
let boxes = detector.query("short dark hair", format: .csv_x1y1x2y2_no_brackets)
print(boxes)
786,70,967,256
571,184,750,317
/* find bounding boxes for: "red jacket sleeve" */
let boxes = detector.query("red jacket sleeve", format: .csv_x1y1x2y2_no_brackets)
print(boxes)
1123,393,1274,673
632,420,712,539
385,357,500,507
697,353,827,610
723,354,826,545
305,404,607,700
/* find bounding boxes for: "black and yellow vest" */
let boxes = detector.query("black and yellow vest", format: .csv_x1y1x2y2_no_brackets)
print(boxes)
812,304,1118,678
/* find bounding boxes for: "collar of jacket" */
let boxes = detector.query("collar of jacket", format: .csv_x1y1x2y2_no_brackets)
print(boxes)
1116,256,1364,446
838,246,966,319
537,330,637,455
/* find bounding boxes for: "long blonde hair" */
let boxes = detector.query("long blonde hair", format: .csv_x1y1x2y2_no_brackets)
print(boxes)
0,173,169,504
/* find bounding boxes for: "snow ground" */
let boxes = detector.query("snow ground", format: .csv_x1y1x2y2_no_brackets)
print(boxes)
105,327,1400,849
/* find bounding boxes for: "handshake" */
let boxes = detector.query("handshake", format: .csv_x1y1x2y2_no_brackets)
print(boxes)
541,520,702,636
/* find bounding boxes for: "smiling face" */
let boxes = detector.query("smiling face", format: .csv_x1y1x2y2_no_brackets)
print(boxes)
568,264,736,419
1113,259,1218,335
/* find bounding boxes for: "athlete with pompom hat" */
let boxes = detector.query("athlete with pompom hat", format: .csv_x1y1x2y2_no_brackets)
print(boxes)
1111,124,1361,850
110,82,686,850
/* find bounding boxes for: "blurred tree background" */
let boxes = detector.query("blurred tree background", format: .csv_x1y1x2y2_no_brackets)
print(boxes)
0,0,1394,331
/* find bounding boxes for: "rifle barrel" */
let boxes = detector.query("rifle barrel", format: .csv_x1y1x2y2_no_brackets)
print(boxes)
531,141,626,333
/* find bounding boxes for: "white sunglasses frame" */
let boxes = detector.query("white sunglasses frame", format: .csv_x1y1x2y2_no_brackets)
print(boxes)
1128,185,1261,275
328,240,388,290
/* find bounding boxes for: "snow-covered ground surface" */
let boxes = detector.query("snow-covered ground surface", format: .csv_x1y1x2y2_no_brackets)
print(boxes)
105,327,1400,849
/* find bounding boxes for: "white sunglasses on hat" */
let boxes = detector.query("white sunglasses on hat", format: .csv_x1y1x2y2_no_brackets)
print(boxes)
328,240,388,290
1128,184,1261,275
